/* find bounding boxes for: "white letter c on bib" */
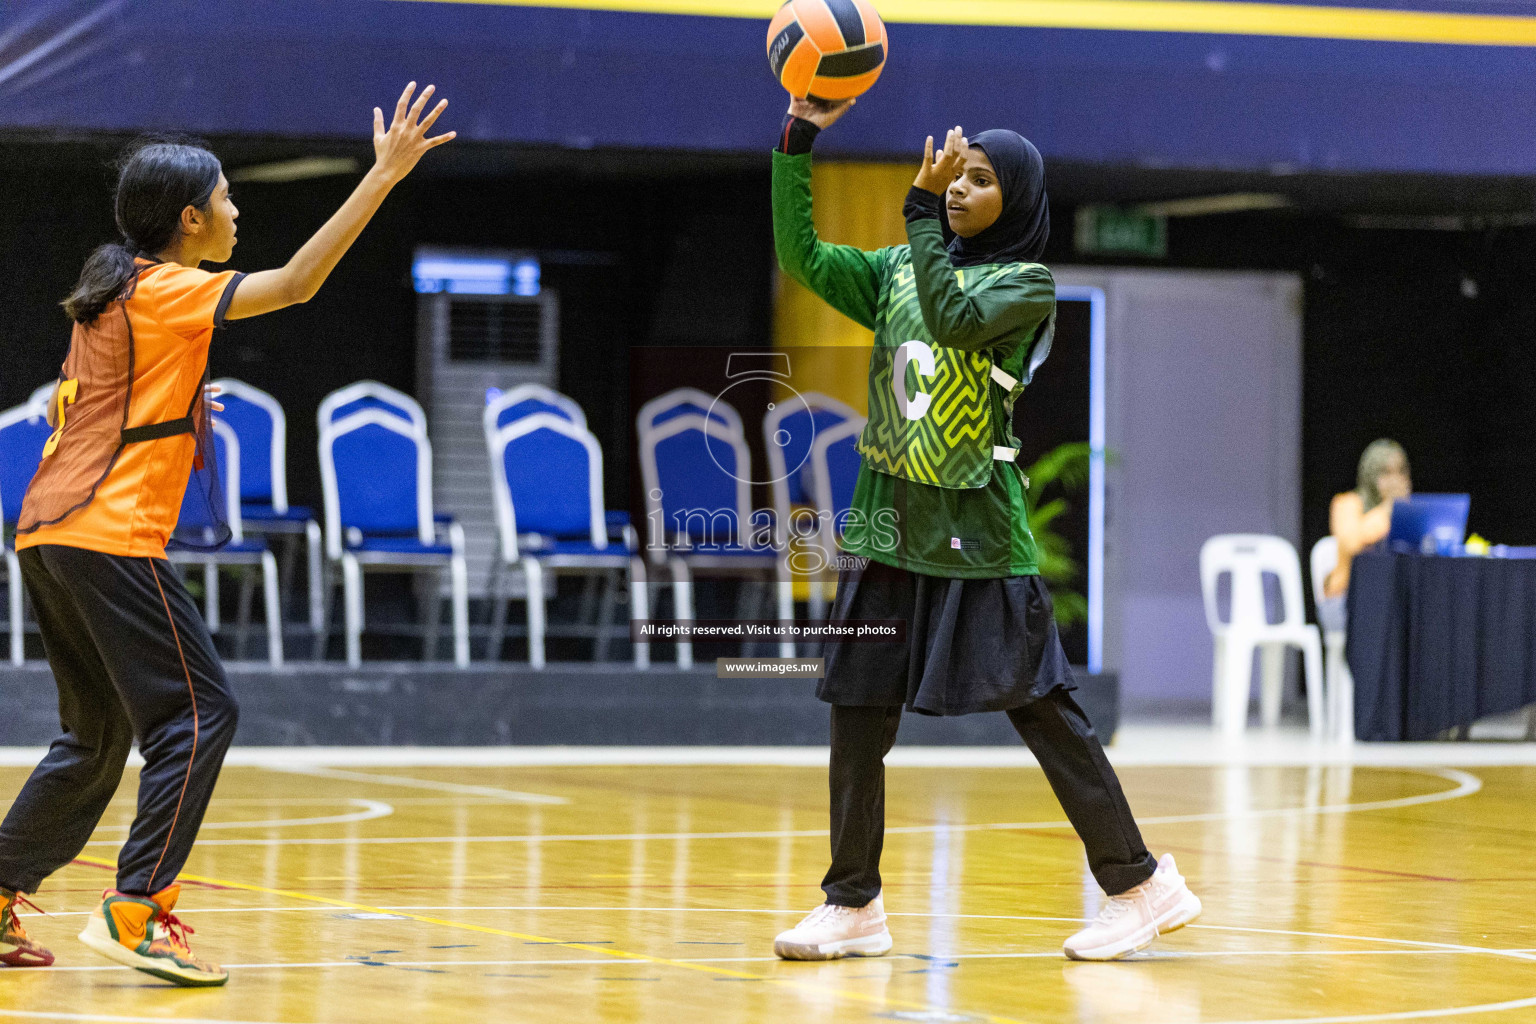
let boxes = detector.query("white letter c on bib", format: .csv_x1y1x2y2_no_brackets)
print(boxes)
893,340,935,421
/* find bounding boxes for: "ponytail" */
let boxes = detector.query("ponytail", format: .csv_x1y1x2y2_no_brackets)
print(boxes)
60,138,222,324
61,243,142,324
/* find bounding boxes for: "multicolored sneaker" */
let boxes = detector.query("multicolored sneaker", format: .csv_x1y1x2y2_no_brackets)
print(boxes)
77,885,227,987
1,887,55,967
1062,853,1202,961
774,896,893,961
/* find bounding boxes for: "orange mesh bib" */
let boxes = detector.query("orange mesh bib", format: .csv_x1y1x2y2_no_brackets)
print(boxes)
16,273,211,539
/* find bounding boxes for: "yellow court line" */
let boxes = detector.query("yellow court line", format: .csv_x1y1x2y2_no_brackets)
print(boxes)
70,854,1034,1024
390,0,1536,47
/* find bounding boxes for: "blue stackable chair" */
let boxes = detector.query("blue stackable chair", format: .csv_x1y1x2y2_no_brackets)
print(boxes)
764,391,859,622
318,379,455,535
0,388,53,665
806,415,866,608
211,378,324,640
487,411,649,669
483,383,587,433
637,388,792,668
318,387,469,668
168,419,284,666
319,379,426,428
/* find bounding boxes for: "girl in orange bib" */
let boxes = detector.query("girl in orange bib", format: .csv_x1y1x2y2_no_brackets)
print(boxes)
0,83,453,986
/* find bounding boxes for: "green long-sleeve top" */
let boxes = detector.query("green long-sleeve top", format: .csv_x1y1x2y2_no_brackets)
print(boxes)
772,149,1056,578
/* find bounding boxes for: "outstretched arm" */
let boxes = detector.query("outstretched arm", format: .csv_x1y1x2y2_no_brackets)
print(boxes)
225,82,455,320
772,98,885,331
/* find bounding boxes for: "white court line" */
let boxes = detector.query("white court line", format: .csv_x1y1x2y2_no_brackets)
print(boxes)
224,741,1536,768
262,765,567,805
12,911,1536,1024
1197,998,1536,1024
22,948,1536,974
6,742,1536,768
0,1013,306,1024
90,799,395,832
111,766,1476,847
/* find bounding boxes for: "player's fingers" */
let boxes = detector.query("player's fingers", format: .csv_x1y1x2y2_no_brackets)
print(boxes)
419,98,449,132
924,135,934,166
409,84,435,124
373,107,385,138
424,130,457,149
393,82,416,126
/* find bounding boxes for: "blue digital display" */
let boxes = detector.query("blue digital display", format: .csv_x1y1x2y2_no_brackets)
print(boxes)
412,251,541,296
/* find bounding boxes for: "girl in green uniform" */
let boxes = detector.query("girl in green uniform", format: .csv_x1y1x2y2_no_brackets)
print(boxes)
770,99,1201,963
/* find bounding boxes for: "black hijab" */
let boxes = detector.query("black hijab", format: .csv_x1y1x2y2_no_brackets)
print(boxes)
941,130,1050,268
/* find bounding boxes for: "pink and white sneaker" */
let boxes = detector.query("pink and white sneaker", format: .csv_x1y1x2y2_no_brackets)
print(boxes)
1063,854,1202,961
774,896,893,961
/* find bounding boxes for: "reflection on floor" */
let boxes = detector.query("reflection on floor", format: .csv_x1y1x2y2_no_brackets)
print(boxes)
3,738,1535,1023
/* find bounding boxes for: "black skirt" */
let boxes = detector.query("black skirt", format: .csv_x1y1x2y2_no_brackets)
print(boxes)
818,558,1075,716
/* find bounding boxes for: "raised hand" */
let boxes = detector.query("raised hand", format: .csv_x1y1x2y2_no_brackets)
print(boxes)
913,126,967,195
789,96,856,131
372,82,455,185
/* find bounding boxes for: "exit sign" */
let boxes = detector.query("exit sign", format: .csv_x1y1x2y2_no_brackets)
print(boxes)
1075,206,1167,258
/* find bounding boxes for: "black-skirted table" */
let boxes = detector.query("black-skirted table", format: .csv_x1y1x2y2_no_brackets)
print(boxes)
1347,551,1536,741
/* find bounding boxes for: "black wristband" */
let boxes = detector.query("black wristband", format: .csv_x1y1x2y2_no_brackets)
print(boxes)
777,114,821,156
903,186,943,223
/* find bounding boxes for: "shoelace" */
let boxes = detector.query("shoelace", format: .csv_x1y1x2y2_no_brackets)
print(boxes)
1096,875,1176,932
804,903,853,928
1096,896,1136,922
3,893,47,936
155,911,196,954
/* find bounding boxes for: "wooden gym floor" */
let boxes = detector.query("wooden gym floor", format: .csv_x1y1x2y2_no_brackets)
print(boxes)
3,754,1536,1023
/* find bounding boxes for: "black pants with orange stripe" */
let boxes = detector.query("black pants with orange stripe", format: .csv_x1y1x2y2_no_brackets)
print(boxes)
0,545,238,897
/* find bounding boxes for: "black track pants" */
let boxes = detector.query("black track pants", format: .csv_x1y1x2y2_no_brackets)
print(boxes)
821,690,1157,906
0,545,238,896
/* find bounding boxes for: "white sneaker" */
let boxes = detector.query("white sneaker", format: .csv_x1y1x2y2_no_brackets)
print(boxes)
774,897,893,961
1062,854,1202,961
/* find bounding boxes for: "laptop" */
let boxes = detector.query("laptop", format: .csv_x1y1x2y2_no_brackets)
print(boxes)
1387,493,1471,554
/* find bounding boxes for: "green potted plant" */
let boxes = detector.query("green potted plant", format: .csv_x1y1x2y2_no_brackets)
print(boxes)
1023,441,1100,629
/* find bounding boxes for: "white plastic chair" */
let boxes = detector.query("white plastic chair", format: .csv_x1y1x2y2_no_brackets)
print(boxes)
1310,536,1354,743
1200,534,1325,740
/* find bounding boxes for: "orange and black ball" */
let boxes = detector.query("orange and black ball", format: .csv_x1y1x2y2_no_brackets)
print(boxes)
767,0,889,102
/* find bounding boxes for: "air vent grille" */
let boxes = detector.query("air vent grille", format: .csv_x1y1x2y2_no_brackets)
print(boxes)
447,299,546,363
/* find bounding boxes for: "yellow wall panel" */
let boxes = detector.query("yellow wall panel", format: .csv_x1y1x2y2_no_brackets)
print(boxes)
773,161,913,415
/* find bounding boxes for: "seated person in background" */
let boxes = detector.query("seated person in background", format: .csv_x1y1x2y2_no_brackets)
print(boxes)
1319,439,1411,631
